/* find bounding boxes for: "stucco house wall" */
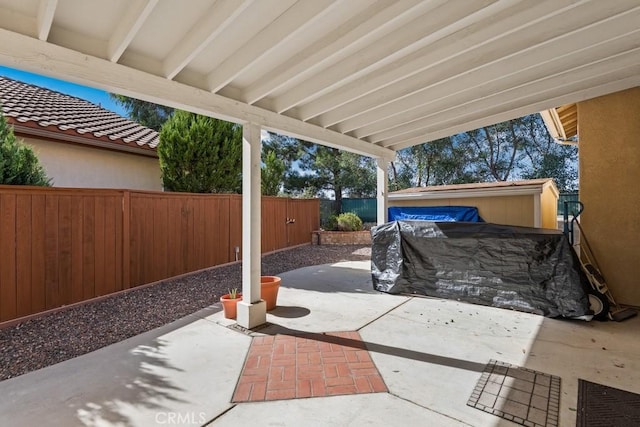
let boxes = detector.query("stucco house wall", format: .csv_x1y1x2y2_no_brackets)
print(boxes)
578,87,640,306
25,135,161,190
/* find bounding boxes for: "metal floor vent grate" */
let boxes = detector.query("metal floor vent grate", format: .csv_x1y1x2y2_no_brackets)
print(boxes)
468,359,560,427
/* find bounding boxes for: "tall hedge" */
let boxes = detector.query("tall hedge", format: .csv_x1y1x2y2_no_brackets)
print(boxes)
158,111,242,193
0,109,51,186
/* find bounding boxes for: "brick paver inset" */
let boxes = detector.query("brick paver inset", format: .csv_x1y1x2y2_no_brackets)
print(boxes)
232,331,387,402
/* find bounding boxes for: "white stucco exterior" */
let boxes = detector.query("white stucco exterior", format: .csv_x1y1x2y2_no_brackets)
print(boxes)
24,136,162,191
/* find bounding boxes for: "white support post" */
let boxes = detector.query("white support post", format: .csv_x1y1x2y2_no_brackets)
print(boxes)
376,158,389,225
237,122,266,329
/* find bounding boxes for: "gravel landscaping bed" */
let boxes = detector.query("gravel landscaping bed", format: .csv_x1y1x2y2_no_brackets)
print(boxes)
0,244,371,382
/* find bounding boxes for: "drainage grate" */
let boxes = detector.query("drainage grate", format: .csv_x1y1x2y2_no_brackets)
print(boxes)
468,359,560,427
227,322,274,335
577,379,640,427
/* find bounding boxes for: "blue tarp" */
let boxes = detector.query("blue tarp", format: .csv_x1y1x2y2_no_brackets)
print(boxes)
388,206,483,222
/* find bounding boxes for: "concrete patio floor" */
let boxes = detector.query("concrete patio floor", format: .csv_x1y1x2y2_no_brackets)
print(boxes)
0,260,638,426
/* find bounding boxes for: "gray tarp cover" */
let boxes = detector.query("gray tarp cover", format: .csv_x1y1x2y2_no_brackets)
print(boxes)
371,220,590,318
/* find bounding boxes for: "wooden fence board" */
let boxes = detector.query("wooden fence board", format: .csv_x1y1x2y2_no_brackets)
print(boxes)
152,197,168,283
44,195,59,310
93,196,106,297
229,195,242,261
262,197,287,253
182,197,192,274
166,197,181,279
57,196,72,307
103,196,117,296
30,194,46,313
128,195,142,287
70,196,84,303
0,194,17,321
193,198,205,270
15,195,32,318
82,196,96,300
113,195,123,293
122,191,131,289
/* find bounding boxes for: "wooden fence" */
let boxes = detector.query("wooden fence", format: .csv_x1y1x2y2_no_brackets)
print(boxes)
0,186,319,323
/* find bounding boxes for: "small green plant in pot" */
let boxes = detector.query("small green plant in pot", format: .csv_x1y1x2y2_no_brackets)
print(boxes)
221,288,242,319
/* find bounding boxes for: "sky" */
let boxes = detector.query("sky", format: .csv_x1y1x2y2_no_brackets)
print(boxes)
0,66,127,116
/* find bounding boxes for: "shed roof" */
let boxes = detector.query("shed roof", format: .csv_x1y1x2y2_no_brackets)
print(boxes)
0,76,158,156
390,178,558,200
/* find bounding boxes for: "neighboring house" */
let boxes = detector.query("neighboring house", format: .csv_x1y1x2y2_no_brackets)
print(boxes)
0,76,161,190
388,178,559,229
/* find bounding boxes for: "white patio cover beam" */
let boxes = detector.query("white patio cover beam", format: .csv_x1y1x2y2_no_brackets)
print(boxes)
36,0,57,41
389,74,640,151
376,158,388,225
379,59,640,148
240,0,415,105
299,0,522,123
337,4,640,136
107,0,159,62
237,122,266,329
272,0,491,113
0,28,394,161
370,48,640,145
162,0,252,80
317,0,583,129
206,0,336,93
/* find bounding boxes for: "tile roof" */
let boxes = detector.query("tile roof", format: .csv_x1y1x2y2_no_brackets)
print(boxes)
0,76,158,155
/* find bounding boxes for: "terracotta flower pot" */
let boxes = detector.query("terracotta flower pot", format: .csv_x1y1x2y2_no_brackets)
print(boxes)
261,276,281,311
220,293,242,319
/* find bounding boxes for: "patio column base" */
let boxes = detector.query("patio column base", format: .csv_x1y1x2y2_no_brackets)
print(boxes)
237,300,267,329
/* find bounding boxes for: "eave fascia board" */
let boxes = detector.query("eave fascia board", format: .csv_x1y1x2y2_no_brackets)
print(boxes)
539,108,566,140
13,124,159,158
0,29,395,161
540,108,579,146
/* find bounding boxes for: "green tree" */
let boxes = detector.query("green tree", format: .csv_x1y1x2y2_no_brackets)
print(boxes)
519,114,578,192
461,121,526,182
158,110,241,193
261,149,285,196
0,109,51,186
110,94,174,131
391,114,577,191
390,137,475,190
456,114,578,188
259,133,378,200
288,145,376,202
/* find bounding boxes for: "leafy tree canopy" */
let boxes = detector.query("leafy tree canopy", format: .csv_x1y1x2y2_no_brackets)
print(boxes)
158,110,241,193
392,114,578,192
261,149,285,196
390,137,477,191
110,94,174,131
0,109,51,186
283,143,376,201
